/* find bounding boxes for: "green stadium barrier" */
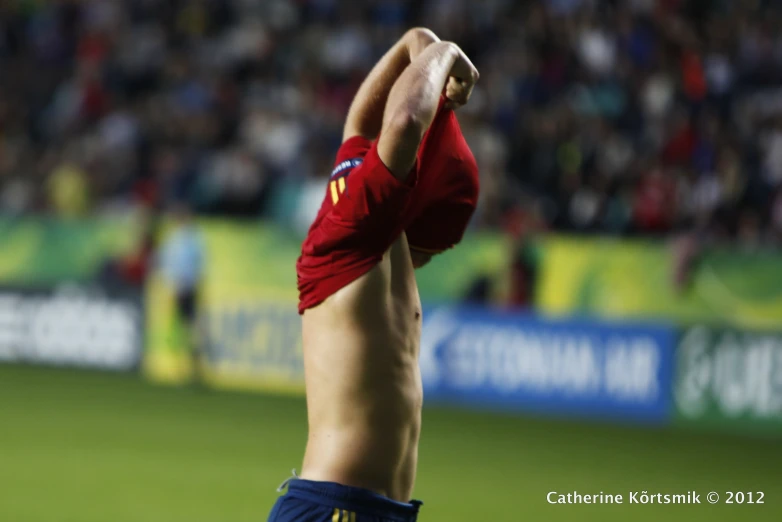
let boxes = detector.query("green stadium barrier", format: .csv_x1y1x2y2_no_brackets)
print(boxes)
0,216,140,284
4,216,780,332
536,236,782,330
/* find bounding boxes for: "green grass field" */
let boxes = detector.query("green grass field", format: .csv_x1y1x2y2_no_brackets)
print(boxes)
0,365,779,522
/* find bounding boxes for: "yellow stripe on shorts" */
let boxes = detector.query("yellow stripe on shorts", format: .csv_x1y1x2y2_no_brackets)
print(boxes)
332,507,340,522
350,511,356,522
338,177,346,193
330,181,339,204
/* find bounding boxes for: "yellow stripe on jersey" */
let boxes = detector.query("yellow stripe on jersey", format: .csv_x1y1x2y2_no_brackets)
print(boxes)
330,181,339,204
332,507,340,522
338,176,346,194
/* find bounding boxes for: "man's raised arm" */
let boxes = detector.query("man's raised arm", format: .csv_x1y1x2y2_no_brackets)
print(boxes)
377,41,479,180
342,28,440,143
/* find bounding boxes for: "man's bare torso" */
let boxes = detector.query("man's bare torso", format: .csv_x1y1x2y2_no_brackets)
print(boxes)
288,30,478,515
299,233,423,502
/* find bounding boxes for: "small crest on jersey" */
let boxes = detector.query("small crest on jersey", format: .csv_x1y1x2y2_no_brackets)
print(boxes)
330,158,363,179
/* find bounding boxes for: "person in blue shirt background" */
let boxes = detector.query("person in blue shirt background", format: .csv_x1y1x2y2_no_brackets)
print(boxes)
159,203,206,383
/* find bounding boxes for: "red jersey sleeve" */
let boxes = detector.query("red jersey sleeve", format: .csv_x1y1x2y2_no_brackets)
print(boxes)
296,136,419,313
329,137,418,233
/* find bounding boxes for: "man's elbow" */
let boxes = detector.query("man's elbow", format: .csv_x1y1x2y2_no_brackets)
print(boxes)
406,27,438,46
386,110,427,145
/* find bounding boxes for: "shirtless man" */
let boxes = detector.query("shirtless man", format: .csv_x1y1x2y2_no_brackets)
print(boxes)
268,28,480,522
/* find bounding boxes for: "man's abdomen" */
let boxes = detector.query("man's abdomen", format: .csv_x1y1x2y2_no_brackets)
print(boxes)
299,237,422,502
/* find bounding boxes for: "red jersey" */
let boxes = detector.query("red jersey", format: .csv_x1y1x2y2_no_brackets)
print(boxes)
296,102,479,313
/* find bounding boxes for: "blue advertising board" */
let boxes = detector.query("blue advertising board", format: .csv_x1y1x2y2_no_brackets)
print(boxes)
420,307,676,423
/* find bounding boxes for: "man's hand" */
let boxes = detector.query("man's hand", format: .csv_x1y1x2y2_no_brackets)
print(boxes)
406,30,478,109
445,77,474,109
443,43,479,110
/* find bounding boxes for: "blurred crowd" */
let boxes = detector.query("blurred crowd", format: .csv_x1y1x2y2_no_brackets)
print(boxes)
3,0,782,246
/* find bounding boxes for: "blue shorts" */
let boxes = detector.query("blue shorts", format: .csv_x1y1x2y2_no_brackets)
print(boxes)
268,479,423,522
